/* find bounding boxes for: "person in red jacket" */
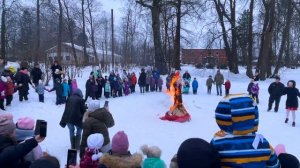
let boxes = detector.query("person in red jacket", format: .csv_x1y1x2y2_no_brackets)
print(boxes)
5,76,16,107
224,79,231,96
130,73,137,93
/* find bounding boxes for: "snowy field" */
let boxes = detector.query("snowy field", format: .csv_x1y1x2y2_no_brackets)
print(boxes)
6,65,300,167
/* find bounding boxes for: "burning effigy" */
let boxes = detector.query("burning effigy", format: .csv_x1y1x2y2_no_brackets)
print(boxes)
160,71,191,122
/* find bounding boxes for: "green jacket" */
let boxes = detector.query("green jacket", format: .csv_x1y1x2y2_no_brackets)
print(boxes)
206,78,214,87
143,157,166,168
214,73,224,85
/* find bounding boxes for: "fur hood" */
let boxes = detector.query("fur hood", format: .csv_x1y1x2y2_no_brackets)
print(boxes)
100,152,142,168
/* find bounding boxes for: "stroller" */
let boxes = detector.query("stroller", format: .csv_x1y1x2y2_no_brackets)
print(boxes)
182,79,190,94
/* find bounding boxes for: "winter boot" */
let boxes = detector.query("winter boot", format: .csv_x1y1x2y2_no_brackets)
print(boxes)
285,118,289,123
74,135,81,150
70,136,75,149
292,122,295,127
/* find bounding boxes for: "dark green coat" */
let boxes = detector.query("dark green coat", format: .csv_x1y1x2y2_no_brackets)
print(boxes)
214,73,224,85
80,108,115,158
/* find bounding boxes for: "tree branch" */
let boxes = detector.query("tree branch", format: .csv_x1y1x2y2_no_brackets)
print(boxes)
136,0,153,9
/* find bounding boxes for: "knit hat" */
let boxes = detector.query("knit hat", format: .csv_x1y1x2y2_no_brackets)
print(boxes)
112,131,129,154
141,145,162,158
87,133,104,161
0,114,16,136
1,76,7,83
87,100,101,112
275,144,286,156
30,156,60,168
17,117,35,130
275,76,280,80
177,138,220,168
278,153,300,168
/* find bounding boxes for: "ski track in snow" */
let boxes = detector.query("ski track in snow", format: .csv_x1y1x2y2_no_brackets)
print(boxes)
6,65,300,167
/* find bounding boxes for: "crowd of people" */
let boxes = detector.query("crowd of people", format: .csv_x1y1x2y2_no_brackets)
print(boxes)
0,61,299,168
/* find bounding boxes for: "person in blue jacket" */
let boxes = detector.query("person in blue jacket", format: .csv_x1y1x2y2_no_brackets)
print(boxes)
192,78,199,95
62,79,70,104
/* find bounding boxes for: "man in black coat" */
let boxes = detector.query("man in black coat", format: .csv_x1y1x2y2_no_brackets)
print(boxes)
31,63,43,87
60,89,86,149
138,68,147,93
50,60,62,85
268,76,285,112
17,68,33,101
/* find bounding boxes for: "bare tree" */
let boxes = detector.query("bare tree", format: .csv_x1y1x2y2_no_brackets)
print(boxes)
57,0,63,62
87,0,99,65
81,0,88,65
1,0,6,71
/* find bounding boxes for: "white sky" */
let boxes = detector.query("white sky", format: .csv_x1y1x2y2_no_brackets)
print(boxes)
98,0,125,24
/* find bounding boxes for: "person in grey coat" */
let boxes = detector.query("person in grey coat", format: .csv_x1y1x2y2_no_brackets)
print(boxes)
214,70,224,96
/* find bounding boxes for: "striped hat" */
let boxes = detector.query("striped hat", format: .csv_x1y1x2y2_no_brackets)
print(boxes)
215,94,259,135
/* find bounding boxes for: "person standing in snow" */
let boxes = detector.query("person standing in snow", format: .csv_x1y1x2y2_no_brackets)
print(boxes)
152,68,160,92
31,63,43,87
60,88,86,150
182,71,191,81
214,70,224,96
268,76,285,112
282,80,300,127
247,78,255,95
50,60,62,85
49,78,64,105
104,80,111,99
192,78,199,95
138,68,147,94
251,81,259,104
35,80,47,103
157,77,163,92
206,75,214,94
85,75,97,102
0,76,7,110
166,74,172,92
5,76,15,106
224,79,231,96
17,68,33,102
130,72,137,93
62,79,70,103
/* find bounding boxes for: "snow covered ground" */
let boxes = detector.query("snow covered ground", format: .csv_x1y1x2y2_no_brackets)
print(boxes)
6,65,300,167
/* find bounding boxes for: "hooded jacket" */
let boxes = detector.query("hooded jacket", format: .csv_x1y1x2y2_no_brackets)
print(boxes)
282,80,300,108
80,108,115,158
211,94,280,168
99,151,142,168
60,89,86,128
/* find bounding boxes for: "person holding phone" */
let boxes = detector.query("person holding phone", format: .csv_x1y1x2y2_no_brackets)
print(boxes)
0,113,45,168
80,101,114,158
60,89,86,150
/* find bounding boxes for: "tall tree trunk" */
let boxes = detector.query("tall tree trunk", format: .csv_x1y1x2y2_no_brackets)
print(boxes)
87,0,99,65
213,0,233,71
111,9,115,70
81,0,88,65
136,0,167,74
1,0,6,67
246,0,254,78
230,0,239,74
273,0,293,75
35,0,40,63
259,0,275,80
62,0,78,66
173,0,181,70
57,0,63,63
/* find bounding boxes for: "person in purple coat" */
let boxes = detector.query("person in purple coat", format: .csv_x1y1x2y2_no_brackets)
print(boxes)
123,78,130,96
150,75,156,92
251,81,259,104
0,76,7,110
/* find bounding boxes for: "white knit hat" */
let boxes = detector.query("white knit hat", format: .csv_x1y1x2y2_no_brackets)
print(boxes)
87,100,101,112
1,76,7,83
87,133,104,161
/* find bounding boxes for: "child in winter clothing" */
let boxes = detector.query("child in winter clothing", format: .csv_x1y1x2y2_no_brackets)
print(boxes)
224,79,231,96
15,117,43,163
80,133,104,168
123,78,130,96
0,76,7,110
35,80,47,102
71,79,78,94
170,138,220,168
99,131,143,168
145,74,150,92
274,144,300,167
5,76,15,106
166,75,172,92
158,77,163,92
192,78,198,94
211,94,280,167
62,79,70,103
251,81,259,104
247,78,254,95
282,80,300,127
49,78,64,105
150,75,156,92
206,75,214,94
141,145,166,168
104,81,111,98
